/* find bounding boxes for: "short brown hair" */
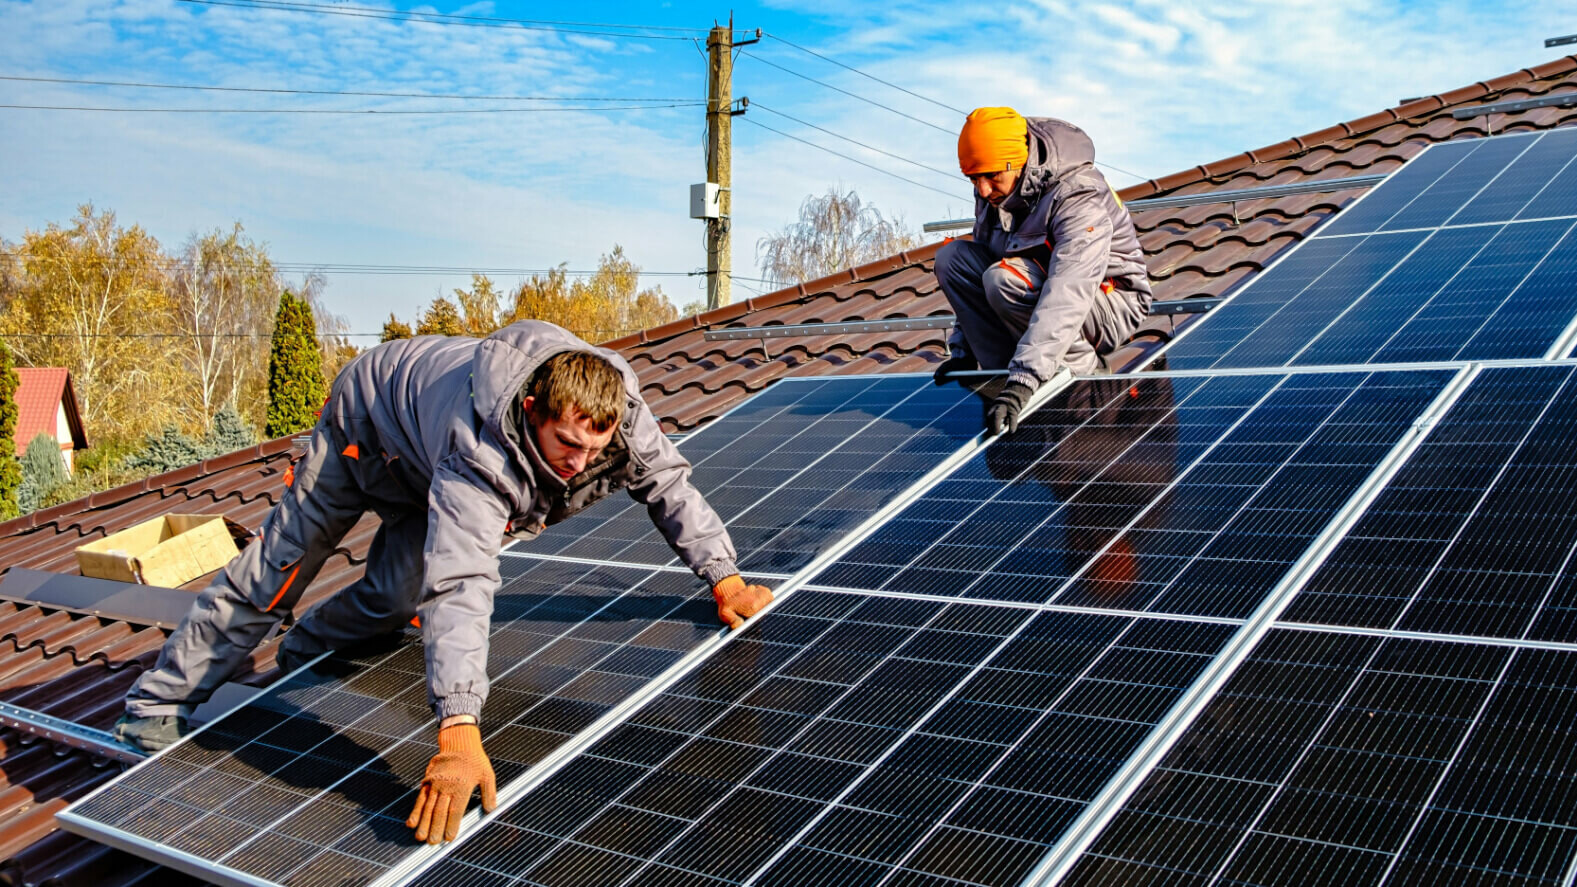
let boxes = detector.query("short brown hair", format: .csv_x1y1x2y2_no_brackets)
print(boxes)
528,351,625,432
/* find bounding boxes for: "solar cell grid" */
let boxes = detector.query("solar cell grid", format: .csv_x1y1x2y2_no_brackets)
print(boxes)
1284,364,1577,640
524,374,1000,575
67,557,774,887
1158,128,1577,371
1061,628,1577,887
404,591,1237,887
816,370,1453,623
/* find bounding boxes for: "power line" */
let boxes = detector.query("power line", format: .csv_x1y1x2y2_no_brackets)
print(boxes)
738,116,961,200
9,253,782,282
0,102,702,115
0,75,689,103
177,0,708,40
743,53,1146,183
741,51,955,134
763,33,966,116
749,102,957,180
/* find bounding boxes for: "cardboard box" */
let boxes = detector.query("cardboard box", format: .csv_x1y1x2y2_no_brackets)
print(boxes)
76,514,241,588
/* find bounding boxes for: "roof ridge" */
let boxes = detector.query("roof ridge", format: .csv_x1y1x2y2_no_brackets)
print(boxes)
1117,52,1577,203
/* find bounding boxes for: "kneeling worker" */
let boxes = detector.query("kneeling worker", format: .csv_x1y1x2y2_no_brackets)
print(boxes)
113,320,773,844
933,107,1152,435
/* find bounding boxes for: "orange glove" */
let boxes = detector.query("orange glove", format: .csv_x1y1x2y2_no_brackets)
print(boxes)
713,575,773,630
406,723,498,844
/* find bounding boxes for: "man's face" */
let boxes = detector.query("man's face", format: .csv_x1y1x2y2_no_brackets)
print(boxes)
969,167,1022,206
523,397,616,480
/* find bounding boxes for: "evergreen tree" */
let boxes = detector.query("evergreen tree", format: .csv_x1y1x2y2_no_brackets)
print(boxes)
416,296,465,337
0,343,20,519
380,313,413,342
266,290,326,438
203,403,257,456
126,426,204,473
18,432,67,513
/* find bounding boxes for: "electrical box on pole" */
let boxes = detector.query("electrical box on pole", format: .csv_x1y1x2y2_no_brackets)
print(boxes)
689,183,720,219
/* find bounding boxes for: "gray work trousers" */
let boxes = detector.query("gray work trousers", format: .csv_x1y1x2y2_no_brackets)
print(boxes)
935,239,1143,375
125,420,426,719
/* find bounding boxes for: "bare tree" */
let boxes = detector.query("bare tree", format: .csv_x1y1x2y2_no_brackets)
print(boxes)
172,223,279,421
757,187,921,289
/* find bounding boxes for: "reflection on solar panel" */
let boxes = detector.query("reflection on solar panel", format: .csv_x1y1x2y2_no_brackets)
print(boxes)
63,558,762,887
406,591,1236,887
818,370,1452,618
1285,364,1577,639
1061,629,1577,887
527,375,999,573
1161,128,1577,369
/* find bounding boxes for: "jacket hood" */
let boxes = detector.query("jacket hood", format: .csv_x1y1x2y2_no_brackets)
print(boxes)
1013,117,1097,202
470,320,643,483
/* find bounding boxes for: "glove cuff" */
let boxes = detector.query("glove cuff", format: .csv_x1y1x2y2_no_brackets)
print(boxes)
713,574,745,597
438,723,484,754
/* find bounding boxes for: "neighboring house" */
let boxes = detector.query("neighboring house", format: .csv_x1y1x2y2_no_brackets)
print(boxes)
0,54,1568,887
12,368,88,475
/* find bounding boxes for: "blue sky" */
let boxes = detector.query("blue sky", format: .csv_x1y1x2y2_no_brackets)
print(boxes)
0,0,1569,337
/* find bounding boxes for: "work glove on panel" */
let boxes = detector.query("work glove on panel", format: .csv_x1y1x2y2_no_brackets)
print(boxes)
407,723,498,844
932,353,978,385
714,575,773,631
986,381,1036,436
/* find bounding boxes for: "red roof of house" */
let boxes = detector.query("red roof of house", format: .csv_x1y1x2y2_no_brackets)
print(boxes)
0,53,1571,887
13,368,87,456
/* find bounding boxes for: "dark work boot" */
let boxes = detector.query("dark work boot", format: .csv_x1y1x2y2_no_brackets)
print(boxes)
113,713,190,754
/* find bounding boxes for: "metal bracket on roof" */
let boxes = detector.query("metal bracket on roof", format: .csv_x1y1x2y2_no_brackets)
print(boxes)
1452,92,1577,120
1547,34,1577,47
921,173,1391,233
702,315,956,340
0,700,143,763
702,302,1218,344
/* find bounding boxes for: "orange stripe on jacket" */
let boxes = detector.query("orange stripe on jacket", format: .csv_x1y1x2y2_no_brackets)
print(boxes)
342,444,359,460
264,564,302,612
997,260,1033,288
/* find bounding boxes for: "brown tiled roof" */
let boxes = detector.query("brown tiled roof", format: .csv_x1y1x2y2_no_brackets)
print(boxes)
0,54,1572,886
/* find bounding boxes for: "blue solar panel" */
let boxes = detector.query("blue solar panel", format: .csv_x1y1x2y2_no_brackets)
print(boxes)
1160,129,1577,370
1061,628,1577,887
815,370,1452,620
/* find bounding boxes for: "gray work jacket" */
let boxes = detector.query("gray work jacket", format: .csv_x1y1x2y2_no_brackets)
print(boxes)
324,320,737,719
962,117,1153,387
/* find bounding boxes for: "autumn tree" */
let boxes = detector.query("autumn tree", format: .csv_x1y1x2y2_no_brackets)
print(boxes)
416,296,465,337
454,275,501,338
757,187,920,288
504,246,677,342
0,343,19,519
381,314,413,342
265,290,326,438
0,204,180,439
172,223,280,424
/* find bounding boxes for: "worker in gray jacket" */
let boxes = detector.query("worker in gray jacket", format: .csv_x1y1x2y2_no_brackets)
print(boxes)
113,320,773,844
933,107,1153,434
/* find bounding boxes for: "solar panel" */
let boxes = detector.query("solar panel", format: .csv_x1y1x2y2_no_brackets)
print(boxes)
815,370,1454,619
401,591,1237,887
62,557,775,887
1158,128,1577,370
1059,628,1577,887
1279,364,1577,640
524,374,1001,574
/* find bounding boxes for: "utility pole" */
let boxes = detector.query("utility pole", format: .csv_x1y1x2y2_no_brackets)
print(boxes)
703,19,758,310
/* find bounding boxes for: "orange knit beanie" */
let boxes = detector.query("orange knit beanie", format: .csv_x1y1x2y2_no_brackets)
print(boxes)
958,107,1029,175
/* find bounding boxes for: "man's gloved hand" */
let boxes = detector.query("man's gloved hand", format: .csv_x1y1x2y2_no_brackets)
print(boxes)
407,723,497,844
932,353,978,385
986,381,1037,436
713,575,774,630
